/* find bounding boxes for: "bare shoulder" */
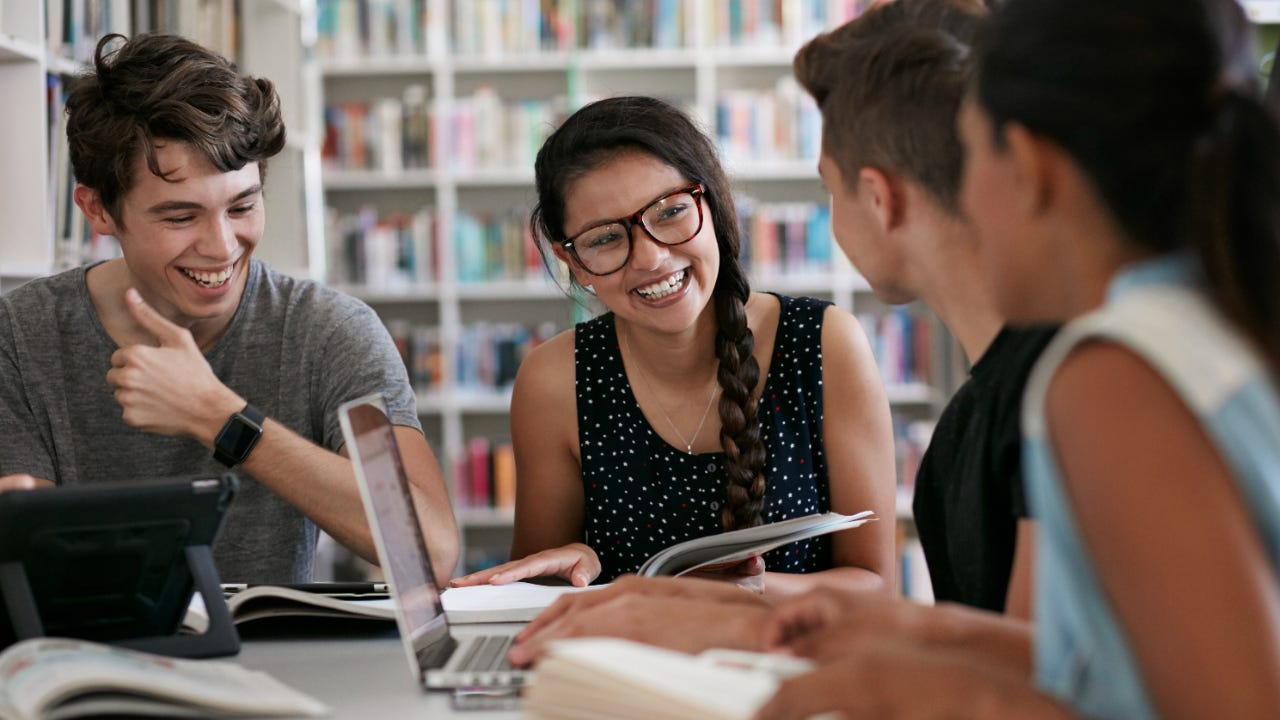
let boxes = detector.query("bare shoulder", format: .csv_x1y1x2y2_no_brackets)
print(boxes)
745,291,781,333
819,304,877,376
1045,340,1182,435
1044,339,1215,505
512,327,577,410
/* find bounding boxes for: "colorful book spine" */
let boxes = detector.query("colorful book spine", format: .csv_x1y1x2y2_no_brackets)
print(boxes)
322,84,434,172
736,199,832,277
325,205,436,288
716,77,821,165
316,0,431,59
858,309,933,386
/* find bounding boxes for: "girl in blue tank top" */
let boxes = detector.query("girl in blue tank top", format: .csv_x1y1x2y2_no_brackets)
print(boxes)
755,0,1280,718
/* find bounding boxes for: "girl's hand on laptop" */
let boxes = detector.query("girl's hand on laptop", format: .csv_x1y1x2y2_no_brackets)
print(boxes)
449,542,601,588
0,474,54,492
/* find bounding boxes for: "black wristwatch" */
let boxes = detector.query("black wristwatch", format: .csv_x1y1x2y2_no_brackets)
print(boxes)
213,403,265,467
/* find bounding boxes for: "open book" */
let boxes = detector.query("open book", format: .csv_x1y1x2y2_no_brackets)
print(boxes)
183,584,396,634
184,581,597,632
637,510,877,577
524,637,813,720
0,637,327,720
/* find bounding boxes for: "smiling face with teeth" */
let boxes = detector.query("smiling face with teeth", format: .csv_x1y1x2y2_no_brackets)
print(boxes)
557,151,719,335
82,140,264,342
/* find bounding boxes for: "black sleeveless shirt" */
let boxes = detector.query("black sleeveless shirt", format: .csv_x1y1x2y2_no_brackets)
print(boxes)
575,294,833,582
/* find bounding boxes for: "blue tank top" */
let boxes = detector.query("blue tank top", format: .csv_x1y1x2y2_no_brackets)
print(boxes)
1022,255,1280,719
575,294,833,582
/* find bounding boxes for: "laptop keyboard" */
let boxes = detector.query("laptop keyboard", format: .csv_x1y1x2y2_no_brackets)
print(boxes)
454,634,515,673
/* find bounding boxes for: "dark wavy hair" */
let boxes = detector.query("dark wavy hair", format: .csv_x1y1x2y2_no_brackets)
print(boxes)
794,0,985,213
64,32,286,225
530,96,766,531
975,0,1280,373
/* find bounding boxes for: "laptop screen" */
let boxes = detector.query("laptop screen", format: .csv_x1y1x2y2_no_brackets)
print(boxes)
339,394,449,668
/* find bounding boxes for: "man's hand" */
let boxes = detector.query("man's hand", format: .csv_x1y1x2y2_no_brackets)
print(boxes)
752,634,999,720
509,593,769,667
105,288,242,443
518,574,770,648
760,587,929,662
0,474,54,492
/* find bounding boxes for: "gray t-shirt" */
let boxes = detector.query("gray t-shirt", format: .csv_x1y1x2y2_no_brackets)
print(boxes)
0,259,421,583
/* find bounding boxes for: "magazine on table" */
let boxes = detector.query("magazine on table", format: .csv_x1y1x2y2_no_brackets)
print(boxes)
637,510,877,577
0,637,327,720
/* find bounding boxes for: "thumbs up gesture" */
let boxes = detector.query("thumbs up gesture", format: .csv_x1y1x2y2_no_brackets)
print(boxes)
105,288,242,444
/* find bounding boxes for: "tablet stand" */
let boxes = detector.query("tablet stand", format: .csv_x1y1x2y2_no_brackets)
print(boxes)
0,543,239,658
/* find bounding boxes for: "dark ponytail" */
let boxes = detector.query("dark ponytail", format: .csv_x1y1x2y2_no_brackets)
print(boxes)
1186,91,1280,371
976,0,1280,373
530,97,767,531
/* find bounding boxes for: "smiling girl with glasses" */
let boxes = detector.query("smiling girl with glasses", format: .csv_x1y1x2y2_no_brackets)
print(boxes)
451,96,898,600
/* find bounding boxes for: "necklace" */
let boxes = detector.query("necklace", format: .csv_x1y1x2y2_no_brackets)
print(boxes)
622,327,720,454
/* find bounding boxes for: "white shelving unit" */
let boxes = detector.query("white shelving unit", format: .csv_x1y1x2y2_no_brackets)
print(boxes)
239,0,325,281
0,1,68,289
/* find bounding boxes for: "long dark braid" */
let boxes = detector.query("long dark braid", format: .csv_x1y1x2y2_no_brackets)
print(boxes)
530,96,767,531
713,256,765,531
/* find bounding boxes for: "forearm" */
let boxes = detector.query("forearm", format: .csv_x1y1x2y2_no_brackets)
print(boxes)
236,419,379,563
763,566,891,599
404,456,460,582
969,659,1078,720
927,602,1034,673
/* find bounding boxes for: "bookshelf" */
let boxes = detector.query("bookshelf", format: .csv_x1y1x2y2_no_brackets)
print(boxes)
309,0,951,583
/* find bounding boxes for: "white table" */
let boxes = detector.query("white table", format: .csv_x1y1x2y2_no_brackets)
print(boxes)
235,623,525,719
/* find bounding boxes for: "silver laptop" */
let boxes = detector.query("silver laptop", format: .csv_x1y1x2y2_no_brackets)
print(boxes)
338,393,526,690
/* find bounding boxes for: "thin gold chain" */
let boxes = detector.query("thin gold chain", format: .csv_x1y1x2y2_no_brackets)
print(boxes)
621,325,719,454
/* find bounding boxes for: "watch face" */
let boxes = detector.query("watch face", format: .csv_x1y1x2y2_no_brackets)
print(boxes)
216,413,263,466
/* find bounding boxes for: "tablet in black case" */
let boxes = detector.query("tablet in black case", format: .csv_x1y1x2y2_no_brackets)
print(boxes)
0,474,241,658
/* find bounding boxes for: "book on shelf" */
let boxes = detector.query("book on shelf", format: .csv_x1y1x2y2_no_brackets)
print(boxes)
524,637,814,720
452,434,526,510
860,307,934,387
637,510,876,577
0,637,327,720
182,583,397,634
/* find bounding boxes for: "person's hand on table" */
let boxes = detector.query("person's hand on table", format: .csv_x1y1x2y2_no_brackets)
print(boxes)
759,586,920,660
449,543,601,588
0,474,54,492
752,633,998,720
519,573,771,644
509,593,770,667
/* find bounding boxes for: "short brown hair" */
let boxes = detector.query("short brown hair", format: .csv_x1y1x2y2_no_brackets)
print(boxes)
794,0,985,213
64,33,286,223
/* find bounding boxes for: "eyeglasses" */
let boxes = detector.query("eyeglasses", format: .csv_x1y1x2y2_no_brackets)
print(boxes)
561,184,706,276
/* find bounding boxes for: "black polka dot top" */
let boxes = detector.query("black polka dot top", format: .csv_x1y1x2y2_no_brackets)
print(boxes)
575,293,833,583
